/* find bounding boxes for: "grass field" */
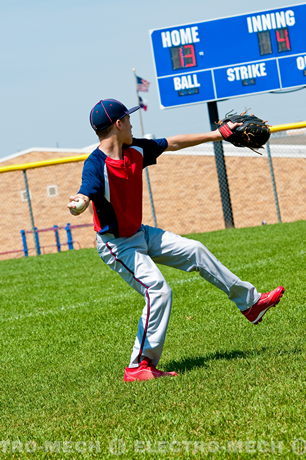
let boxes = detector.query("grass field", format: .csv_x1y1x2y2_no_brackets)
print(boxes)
0,221,305,459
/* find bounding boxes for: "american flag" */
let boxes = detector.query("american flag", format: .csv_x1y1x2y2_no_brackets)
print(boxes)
136,75,150,92
138,95,148,111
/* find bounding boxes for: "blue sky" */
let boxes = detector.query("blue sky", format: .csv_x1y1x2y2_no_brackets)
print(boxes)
0,0,305,158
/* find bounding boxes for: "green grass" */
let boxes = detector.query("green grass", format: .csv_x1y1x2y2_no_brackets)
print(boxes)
0,221,305,459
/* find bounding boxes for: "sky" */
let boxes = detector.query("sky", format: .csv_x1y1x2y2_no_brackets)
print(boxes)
0,0,305,159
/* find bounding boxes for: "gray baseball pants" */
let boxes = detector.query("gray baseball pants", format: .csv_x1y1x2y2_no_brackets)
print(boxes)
96,225,260,368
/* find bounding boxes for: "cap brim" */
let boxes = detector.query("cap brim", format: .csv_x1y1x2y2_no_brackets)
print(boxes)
127,105,140,114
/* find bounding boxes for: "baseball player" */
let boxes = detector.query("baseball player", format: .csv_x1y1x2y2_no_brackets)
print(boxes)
68,98,285,382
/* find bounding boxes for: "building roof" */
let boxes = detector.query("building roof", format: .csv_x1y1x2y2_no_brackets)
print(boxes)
1,132,305,165
270,132,306,145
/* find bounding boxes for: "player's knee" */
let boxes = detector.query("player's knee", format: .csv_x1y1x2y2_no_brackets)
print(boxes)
159,285,172,309
159,281,172,299
150,279,172,302
161,283,172,301
191,240,205,256
189,240,209,268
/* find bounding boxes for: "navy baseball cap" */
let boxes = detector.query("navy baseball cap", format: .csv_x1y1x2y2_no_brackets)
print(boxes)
90,99,140,131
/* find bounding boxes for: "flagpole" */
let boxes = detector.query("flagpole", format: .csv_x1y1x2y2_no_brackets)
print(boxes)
132,67,145,136
132,67,158,228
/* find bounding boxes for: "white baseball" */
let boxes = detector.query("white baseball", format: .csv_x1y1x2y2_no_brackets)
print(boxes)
70,198,86,214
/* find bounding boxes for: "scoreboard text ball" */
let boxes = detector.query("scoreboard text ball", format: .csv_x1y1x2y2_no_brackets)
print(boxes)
150,4,306,108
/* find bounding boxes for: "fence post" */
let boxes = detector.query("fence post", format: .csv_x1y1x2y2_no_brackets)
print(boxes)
144,167,158,227
53,225,61,252
33,227,41,255
143,133,158,227
20,229,28,257
65,223,74,250
266,142,282,223
22,169,41,256
207,101,235,228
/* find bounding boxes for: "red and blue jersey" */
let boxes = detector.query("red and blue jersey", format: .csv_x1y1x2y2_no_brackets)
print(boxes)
78,137,168,237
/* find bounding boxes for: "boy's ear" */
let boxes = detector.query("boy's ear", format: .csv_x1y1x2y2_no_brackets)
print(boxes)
114,119,122,130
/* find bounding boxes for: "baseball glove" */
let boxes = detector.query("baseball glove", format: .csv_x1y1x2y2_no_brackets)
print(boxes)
217,112,270,154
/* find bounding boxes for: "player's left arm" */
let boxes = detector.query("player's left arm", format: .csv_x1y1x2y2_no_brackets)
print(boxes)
165,122,242,151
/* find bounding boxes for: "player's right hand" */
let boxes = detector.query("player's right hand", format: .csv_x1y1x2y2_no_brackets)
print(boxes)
67,194,90,215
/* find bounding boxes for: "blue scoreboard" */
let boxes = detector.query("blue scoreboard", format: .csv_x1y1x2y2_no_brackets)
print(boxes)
150,4,306,108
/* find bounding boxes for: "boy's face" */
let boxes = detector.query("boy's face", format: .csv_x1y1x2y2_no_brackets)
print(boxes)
119,115,133,144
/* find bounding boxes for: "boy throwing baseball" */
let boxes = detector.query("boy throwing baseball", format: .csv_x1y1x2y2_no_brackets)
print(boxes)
68,99,284,382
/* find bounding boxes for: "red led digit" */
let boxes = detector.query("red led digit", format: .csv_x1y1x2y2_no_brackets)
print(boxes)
183,44,197,67
276,28,291,52
170,45,197,70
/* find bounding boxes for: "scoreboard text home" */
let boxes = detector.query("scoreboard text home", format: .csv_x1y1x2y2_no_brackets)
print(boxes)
150,4,306,108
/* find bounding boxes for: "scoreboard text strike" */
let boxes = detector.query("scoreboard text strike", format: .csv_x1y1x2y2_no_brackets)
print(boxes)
150,4,306,108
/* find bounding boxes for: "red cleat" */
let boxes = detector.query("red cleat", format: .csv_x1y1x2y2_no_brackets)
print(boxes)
242,286,285,325
124,358,178,382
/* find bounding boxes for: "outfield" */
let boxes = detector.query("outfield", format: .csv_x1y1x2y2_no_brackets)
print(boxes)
0,221,305,459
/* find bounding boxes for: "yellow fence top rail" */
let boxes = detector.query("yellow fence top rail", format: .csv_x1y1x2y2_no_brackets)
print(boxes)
269,121,306,133
0,121,305,173
0,154,89,173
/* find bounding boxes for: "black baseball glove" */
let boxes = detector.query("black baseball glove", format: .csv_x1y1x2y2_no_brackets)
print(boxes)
217,112,270,154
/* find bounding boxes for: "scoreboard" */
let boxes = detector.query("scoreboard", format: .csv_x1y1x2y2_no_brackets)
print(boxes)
150,4,306,108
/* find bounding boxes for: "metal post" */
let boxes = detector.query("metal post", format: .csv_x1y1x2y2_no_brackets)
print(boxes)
132,67,158,227
22,169,41,255
266,142,282,223
53,225,61,252
144,168,157,227
20,229,28,257
65,223,74,250
207,101,235,228
33,227,41,255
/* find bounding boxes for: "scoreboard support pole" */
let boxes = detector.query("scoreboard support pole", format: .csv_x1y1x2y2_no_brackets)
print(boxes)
207,101,235,229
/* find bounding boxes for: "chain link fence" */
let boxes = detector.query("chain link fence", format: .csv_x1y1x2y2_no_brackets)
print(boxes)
144,134,305,232
0,129,305,259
